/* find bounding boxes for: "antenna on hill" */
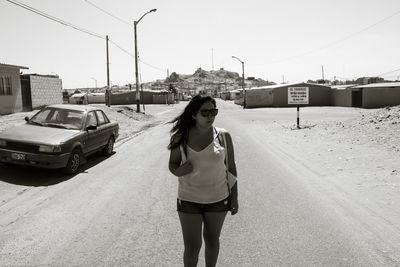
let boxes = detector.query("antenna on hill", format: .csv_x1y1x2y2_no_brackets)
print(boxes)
167,68,169,78
211,48,214,70
322,65,325,80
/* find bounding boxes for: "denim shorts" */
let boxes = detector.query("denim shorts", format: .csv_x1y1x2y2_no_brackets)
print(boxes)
177,196,231,214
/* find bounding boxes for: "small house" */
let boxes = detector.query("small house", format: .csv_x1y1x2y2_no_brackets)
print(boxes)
0,63,29,114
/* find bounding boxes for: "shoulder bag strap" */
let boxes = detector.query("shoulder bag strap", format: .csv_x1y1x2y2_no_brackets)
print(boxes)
221,131,232,194
179,144,187,163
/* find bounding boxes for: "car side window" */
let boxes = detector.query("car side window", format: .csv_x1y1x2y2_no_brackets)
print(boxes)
101,111,110,123
86,111,98,127
95,110,107,125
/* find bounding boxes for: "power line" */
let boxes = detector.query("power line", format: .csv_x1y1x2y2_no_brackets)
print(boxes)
377,67,400,77
7,0,167,75
108,39,134,58
6,0,105,40
83,0,132,26
139,59,167,72
254,8,400,65
7,0,134,60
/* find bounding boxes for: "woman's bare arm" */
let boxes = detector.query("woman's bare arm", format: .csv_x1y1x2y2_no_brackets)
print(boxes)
169,146,193,177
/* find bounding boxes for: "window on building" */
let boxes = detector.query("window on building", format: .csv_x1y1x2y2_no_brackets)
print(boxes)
0,76,12,95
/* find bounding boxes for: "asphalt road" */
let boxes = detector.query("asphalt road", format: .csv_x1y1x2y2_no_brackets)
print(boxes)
0,100,398,266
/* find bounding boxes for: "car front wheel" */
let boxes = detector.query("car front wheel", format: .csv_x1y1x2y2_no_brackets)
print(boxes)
63,149,81,174
103,136,114,156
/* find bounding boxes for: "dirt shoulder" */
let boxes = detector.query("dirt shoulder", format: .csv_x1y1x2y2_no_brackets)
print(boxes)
264,105,400,259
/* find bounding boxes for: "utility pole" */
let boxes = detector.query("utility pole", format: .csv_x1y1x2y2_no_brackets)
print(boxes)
106,35,110,107
134,21,140,112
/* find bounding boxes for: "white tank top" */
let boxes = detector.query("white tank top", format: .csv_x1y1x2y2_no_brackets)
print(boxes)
178,127,229,203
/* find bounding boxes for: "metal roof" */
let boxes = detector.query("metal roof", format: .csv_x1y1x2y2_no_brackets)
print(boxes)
0,63,29,70
353,82,400,88
331,84,357,90
249,82,331,90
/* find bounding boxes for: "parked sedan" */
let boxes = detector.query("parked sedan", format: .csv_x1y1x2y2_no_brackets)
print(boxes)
0,104,119,174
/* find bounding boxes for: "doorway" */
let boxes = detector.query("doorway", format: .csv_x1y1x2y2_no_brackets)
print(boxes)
352,90,362,107
20,76,32,111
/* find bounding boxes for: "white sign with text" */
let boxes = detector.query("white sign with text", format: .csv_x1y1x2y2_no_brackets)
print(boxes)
288,87,309,104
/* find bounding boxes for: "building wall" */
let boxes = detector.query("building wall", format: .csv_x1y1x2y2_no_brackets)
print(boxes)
109,90,173,105
0,67,23,114
30,76,63,109
363,87,400,108
246,88,274,108
153,94,173,104
331,89,352,107
273,83,331,107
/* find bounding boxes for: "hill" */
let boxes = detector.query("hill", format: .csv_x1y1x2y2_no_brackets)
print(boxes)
163,68,273,87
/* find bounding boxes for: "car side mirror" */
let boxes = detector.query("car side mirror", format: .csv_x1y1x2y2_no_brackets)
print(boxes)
24,116,29,122
86,124,97,131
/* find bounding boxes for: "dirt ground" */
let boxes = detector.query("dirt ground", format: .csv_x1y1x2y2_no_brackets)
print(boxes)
262,105,400,252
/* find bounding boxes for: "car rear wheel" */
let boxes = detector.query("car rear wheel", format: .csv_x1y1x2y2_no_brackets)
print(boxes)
63,149,81,174
103,136,114,156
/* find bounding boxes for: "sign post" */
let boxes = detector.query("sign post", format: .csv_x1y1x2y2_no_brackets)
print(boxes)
288,87,309,129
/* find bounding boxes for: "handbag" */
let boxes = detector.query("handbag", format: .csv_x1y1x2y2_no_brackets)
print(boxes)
220,130,237,193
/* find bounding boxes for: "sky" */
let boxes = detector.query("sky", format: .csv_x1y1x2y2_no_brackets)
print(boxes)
1,0,400,89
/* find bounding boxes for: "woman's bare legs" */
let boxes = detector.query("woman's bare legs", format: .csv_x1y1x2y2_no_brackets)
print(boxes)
203,212,227,267
178,212,203,267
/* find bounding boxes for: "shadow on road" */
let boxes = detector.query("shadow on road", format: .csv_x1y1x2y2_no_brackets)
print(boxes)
0,152,115,186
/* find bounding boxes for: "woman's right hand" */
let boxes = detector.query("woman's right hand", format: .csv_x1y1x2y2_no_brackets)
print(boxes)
178,160,193,176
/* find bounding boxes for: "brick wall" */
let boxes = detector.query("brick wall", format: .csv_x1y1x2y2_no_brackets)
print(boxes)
30,76,63,108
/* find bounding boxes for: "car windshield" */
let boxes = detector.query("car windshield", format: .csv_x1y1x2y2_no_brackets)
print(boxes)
30,108,85,130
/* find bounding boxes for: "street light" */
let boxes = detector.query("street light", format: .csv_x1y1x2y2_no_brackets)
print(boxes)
232,56,246,108
134,8,157,113
91,77,97,88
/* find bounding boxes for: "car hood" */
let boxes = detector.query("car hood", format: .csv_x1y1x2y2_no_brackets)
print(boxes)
0,124,81,145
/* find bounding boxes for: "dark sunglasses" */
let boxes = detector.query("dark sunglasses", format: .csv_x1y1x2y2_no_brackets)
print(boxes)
198,108,218,117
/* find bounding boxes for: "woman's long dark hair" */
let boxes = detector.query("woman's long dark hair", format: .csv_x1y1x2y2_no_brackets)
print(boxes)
168,94,216,150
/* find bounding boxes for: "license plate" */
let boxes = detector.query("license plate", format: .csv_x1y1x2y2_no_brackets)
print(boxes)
11,152,26,161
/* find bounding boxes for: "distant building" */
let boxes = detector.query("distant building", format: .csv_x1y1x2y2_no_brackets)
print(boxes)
355,77,384,85
0,63,29,115
330,82,400,108
244,82,331,108
21,74,63,110
352,82,400,108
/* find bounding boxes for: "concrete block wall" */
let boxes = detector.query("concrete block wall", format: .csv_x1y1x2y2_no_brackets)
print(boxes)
30,76,63,108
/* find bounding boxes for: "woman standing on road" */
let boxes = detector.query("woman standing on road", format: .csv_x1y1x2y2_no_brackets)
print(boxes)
168,94,238,267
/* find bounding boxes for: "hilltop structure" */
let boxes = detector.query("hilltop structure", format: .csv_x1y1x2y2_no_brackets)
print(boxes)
144,67,274,96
